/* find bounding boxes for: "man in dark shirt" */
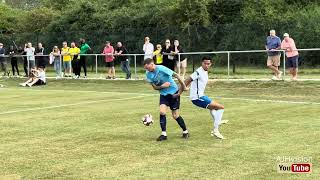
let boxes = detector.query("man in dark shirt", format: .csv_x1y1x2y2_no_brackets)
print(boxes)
115,42,131,79
265,30,282,80
35,43,46,69
0,43,8,76
161,39,175,71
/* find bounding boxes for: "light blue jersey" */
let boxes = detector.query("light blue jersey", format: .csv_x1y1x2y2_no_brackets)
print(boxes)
146,65,178,95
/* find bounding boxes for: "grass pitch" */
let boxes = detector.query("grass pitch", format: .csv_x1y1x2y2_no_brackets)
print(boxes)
0,78,319,179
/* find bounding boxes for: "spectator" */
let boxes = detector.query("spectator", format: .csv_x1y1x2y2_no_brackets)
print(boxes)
115,42,131,79
281,33,299,81
61,41,72,77
153,44,163,65
265,30,282,80
9,45,19,77
20,45,28,77
24,42,36,71
50,46,61,78
0,43,8,76
19,66,46,87
79,38,91,78
69,42,81,78
162,39,175,71
35,43,46,69
173,40,187,79
102,41,115,79
143,37,154,60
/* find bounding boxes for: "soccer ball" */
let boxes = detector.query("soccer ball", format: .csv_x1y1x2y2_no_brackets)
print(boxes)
142,114,153,126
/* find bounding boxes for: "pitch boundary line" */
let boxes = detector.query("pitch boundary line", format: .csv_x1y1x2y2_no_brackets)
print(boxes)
2,88,320,106
0,95,152,115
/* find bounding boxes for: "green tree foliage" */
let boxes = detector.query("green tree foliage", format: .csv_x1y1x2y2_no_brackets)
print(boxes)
1,0,320,65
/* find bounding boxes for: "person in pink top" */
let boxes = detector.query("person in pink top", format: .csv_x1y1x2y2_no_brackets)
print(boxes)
281,33,299,80
102,41,115,79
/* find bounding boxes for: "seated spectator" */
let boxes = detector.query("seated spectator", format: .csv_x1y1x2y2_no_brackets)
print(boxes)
19,66,46,87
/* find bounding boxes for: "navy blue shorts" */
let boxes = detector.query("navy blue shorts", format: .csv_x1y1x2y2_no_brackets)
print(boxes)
159,92,180,110
192,96,213,109
287,55,298,68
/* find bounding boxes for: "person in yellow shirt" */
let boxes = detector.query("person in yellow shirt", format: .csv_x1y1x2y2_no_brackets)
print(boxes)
153,44,163,65
69,42,81,78
61,41,72,77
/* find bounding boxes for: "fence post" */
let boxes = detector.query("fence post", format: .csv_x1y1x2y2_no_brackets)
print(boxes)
27,57,30,77
282,50,286,79
134,55,137,79
178,53,181,76
59,54,62,77
227,52,230,78
95,54,98,76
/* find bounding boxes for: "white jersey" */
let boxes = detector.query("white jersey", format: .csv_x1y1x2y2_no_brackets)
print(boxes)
37,71,46,83
189,67,208,100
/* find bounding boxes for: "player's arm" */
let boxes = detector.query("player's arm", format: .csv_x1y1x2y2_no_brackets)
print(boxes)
184,77,193,87
151,82,170,90
173,73,187,90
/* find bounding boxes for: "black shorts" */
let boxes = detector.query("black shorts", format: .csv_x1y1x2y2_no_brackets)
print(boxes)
106,61,114,67
287,55,298,68
159,91,180,110
34,79,46,86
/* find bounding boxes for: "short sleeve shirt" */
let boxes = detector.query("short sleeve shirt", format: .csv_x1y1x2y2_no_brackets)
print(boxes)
189,67,208,100
146,65,178,95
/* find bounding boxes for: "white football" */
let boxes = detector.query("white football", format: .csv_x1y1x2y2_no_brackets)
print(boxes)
142,114,153,126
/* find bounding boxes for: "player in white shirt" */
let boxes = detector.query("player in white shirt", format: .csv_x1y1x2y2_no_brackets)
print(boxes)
19,66,46,87
184,57,226,139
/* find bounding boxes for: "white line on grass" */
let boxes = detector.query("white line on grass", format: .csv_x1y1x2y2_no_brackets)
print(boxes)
3,88,320,106
220,97,320,105
0,95,152,115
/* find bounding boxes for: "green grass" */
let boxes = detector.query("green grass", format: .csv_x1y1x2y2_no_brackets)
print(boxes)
0,79,319,179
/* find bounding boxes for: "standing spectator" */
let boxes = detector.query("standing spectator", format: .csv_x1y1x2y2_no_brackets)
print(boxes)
115,42,131,79
50,46,61,78
69,42,81,78
35,43,46,69
102,41,115,79
143,37,154,60
153,44,163,65
265,30,282,80
24,42,36,71
9,45,19,77
162,39,175,71
281,33,299,81
20,45,28,77
173,40,187,80
61,41,72,77
79,38,91,78
0,43,8,76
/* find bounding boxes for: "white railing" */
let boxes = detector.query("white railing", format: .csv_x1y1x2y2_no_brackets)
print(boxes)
1,48,319,79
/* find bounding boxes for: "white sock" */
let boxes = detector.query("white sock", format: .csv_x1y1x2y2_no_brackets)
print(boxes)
210,109,224,129
183,130,188,134
161,131,167,136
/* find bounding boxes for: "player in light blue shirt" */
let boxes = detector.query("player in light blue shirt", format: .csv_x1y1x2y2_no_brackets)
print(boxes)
144,58,189,141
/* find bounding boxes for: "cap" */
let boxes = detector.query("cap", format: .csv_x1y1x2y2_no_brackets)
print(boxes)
283,33,289,37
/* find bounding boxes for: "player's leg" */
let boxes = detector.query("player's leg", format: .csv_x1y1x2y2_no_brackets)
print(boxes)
170,94,189,138
206,98,225,139
158,103,168,141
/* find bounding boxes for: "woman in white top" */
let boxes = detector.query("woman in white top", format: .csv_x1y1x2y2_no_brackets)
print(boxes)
24,42,35,69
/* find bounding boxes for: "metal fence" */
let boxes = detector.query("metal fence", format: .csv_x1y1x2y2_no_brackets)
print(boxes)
1,48,319,80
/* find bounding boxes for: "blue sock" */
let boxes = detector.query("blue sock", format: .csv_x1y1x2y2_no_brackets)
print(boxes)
175,116,187,131
160,114,167,132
